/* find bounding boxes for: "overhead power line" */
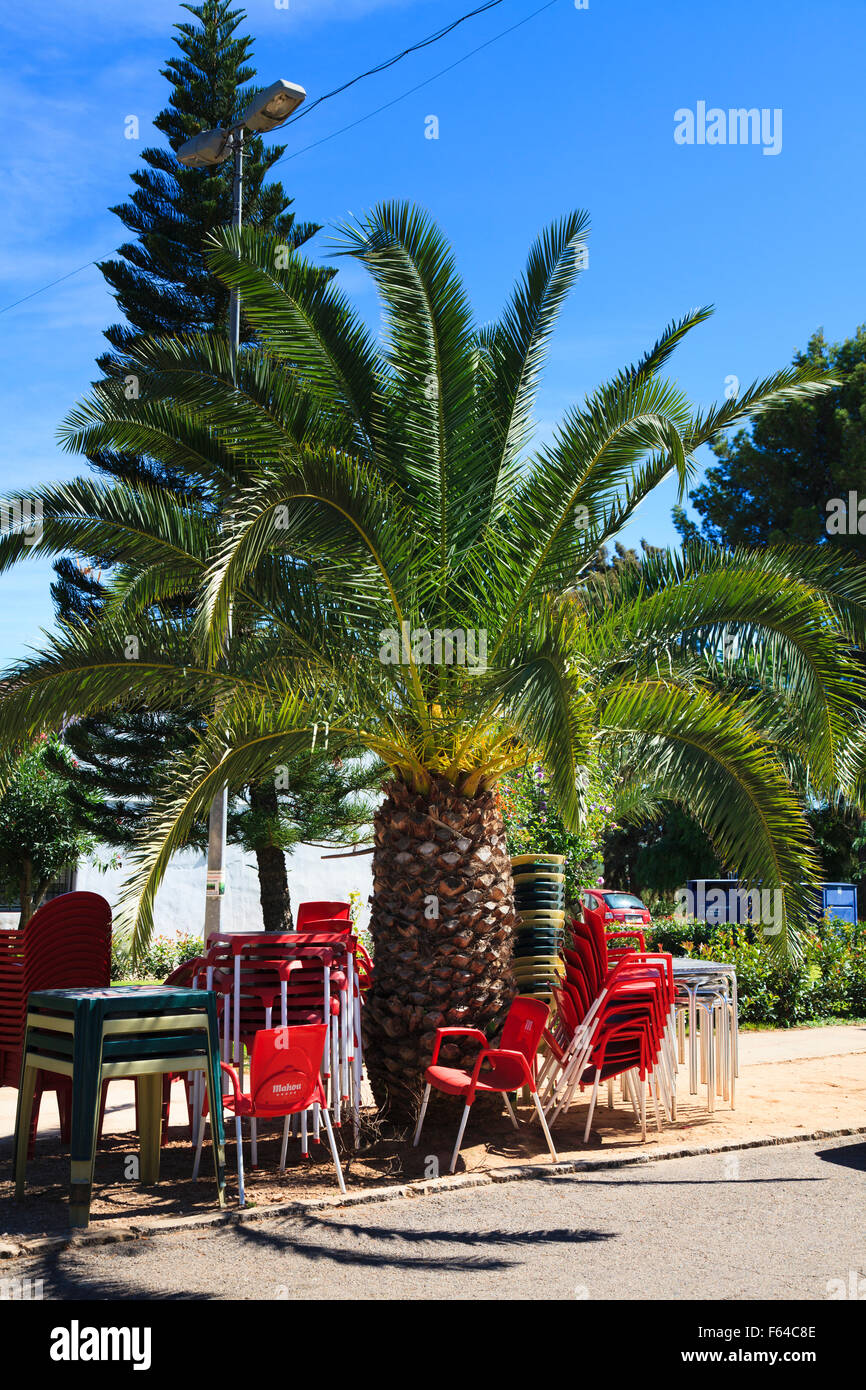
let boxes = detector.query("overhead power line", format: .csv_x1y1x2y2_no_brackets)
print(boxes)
0,0,560,317
271,0,559,171
281,0,508,127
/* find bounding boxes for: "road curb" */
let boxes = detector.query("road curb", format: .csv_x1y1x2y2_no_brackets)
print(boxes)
3,1123,864,1260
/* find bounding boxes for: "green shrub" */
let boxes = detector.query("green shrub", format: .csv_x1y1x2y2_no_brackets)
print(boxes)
642,918,866,1026
112,931,202,982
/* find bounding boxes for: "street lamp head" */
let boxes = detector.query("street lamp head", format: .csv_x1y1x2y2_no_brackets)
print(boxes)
241,79,306,132
176,128,231,168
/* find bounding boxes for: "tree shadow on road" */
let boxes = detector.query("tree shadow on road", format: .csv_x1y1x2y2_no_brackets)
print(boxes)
234,1211,614,1272
814,1141,866,1172
20,1243,207,1302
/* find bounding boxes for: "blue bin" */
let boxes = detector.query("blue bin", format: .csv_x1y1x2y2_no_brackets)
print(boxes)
819,882,857,924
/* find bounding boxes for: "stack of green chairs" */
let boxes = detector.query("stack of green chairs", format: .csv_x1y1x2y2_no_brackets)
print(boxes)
511,853,567,999
13,985,226,1228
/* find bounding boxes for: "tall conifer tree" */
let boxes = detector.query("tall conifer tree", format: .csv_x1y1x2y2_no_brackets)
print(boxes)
50,3,366,930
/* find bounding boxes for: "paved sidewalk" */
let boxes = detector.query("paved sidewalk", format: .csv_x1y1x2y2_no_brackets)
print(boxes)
735,1024,866,1064
13,1135,866,1300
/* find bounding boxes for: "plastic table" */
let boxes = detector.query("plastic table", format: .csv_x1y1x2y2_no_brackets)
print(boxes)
13,985,226,1228
671,958,738,1103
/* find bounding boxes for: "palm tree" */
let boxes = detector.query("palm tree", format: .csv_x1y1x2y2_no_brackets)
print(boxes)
1,204,863,1115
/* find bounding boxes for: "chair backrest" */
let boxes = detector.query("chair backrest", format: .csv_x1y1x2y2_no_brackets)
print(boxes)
22,892,112,989
565,933,603,996
296,919,352,937
499,995,550,1064
248,1024,328,1117
551,983,580,1035
571,914,605,981
0,892,111,1081
296,901,350,929
563,969,591,1019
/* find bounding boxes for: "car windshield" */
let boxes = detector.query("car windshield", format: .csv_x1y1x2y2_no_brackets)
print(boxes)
603,893,645,910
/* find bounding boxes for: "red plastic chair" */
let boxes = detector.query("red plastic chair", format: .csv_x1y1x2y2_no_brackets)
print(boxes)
193,1023,345,1205
412,996,559,1173
295,901,350,929
0,892,112,1156
543,914,676,1139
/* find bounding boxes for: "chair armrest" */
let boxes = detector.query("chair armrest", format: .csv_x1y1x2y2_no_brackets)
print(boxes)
431,1026,488,1066
607,950,672,991
218,1060,243,1107
606,930,646,951
468,1047,535,1094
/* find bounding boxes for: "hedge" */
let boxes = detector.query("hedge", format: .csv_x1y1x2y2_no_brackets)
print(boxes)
644,918,866,1027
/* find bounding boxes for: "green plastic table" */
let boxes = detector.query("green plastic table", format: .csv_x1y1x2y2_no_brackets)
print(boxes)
13,985,226,1228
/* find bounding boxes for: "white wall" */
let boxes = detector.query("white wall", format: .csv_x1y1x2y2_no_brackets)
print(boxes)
71,841,373,940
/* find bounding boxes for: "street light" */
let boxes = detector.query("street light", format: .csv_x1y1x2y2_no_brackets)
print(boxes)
174,127,231,169
241,79,306,132
176,79,306,940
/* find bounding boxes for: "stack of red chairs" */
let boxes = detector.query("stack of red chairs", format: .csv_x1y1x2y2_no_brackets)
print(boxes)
174,902,369,1170
537,911,677,1142
0,893,112,1154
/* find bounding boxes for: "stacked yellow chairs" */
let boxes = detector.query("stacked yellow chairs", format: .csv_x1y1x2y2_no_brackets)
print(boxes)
511,853,567,1000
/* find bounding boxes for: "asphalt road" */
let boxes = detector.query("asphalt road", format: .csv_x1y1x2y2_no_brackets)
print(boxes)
13,1136,866,1301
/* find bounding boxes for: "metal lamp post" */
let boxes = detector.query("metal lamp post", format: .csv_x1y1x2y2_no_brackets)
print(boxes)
177,79,306,941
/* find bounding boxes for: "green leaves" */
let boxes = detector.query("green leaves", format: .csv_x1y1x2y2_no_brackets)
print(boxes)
599,681,821,952
475,210,592,527
0,202,854,956
205,225,382,454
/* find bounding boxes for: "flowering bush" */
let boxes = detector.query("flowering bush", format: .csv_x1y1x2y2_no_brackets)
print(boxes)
348,888,373,958
112,931,202,982
499,763,619,906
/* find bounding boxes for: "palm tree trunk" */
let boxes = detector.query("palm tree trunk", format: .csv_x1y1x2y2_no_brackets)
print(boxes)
248,783,294,932
364,776,517,1118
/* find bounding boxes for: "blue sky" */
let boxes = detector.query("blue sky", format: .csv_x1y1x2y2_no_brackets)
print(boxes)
0,0,863,667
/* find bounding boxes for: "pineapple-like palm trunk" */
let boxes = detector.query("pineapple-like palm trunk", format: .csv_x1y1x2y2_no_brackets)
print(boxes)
364,776,517,1119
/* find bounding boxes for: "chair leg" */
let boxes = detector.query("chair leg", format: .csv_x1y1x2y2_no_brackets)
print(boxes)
623,1068,639,1120
640,1077,647,1143
702,1008,715,1113
192,1106,206,1180
531,1090,559,1163
450,1103,472,1173
321,1105,346,1195
235,1116,245,1208
412,1083,431,1147
27,1087,43,1161
97,1081,110,1143
160,1074,172,1148
649,1072,662,1132
14,1064,39,1200
502,1093,520,1130
250,1117,258,1169
279,1116,290,1172
583,1070,601,1144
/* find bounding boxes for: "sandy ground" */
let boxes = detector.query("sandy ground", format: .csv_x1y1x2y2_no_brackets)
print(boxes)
1,1024,864,1239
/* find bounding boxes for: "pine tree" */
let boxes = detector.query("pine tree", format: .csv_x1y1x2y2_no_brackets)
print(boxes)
98,0,317,419
50,2,364,930
673,327,866,553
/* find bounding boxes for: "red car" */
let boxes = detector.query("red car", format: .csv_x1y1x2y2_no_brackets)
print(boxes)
579,888,651,934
